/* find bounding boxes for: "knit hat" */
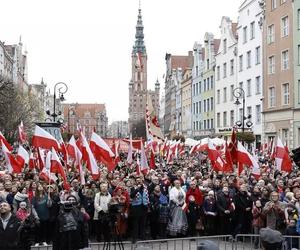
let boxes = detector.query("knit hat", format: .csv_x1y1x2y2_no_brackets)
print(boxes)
19,201,27,208
197,240,219,250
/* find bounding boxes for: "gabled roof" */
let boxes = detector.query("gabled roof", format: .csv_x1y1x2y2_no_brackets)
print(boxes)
63,103,106,119
170,54,193,70
213,39,221,54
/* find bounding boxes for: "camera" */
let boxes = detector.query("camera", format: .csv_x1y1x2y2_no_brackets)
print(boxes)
60,200,75,211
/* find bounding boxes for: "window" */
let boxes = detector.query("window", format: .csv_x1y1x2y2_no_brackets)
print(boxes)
256,105,261,124
298,45,300,65
282,50,289,70
281,16,289,37
255,46,261,65
239,81,244,90
247,51,251,68
193,103,195,114
199,101,202,113
199,82,202,93
207,98,210,111
193,122,195,130
280,0,286,4
217,90,220,104
239,55,243,71
269,87,275,107
282,129,289,146
247,106,252,122
193,84,195,96
217,66,220,80
211,119,214,129
298,80,300,104
271,0,277,10
255,76,261,94
223,63,227,78
196,66,198,76
223,87,227,102
298,9,300,29
243,26,248,43
230,59,234,75
217,113,220,128
268,25,275,44
207,59,210,70
204,79,206,92
230,85,234,101
250,21,255,40
204,100,206,112
223,39,227,54
211,97,213,111
268,56,275,74
207,119,210,129
247,79,252,97
282,83,289,105
207,78,210,91
210,76,213,89
230,110,234,127
223,112,227,127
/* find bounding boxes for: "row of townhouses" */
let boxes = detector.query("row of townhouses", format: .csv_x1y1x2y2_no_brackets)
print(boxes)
162,0,300,149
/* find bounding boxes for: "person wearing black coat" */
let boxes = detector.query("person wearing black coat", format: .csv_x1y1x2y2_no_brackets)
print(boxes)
47,186,60,243
233,184,253,236
0,201,22,250
53,196,87,250
216,186,235,235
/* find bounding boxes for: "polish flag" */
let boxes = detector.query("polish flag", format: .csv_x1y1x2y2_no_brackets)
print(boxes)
18,121,27,144
207,139,224,172
127,134,133,164
40,151,57,183
237,142,260,178
80,132,99,177
0,131,13,151
140,141,149,175
189,143,200,155
111,140,120,167
68,136,85,185
149,143,156,169
32,126,61,151
16,145,30,168
229,128,237,163
123,138,143,150
1,141,22,173
29,152,37,169
136,155,141,175
275,137,292,173
90,132,115,171
166,141,178,164
51,148,68,187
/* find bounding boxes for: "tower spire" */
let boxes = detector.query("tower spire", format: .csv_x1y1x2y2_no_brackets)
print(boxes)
133,0,146,54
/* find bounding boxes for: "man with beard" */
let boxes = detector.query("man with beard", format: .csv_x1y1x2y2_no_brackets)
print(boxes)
233,184,253,236
216,186,235,235
0,201,21,250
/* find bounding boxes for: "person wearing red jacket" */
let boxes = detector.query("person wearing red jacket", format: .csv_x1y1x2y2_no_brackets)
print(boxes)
186,180,203,206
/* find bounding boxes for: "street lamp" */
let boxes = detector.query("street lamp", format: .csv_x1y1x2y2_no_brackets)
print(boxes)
233,87,253,144
46,82,68,123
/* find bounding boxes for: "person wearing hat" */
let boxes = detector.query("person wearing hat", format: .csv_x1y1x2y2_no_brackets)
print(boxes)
260,227,283,250
0,201,22,250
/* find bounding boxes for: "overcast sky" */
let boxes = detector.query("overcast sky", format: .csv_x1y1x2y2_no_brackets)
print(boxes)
0,0,241,123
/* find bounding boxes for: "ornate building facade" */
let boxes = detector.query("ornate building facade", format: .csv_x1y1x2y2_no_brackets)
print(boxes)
128,7,160,138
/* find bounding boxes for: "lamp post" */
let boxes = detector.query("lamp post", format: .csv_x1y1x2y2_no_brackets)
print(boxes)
46,82,68,122
233,87,253,145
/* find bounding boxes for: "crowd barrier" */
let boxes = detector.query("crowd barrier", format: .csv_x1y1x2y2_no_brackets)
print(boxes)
30,234,300,250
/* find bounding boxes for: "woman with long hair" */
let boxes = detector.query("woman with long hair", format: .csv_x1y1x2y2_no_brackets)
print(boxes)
32,183,50,246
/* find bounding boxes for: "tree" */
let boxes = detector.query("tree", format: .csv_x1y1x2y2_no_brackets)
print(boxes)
0,77,44,143
236,131,255,145
131,119,146,139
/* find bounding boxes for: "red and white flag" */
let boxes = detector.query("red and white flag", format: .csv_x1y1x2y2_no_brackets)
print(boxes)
51,148,68,187
275,137,292,173
127,134,133,164
90,132,115,171
16,145,30,168
237,142,260,177
29,152,37,170
18,121,27,144
68,136,85,185
1,140,22,173
32,126,61,151
140,141,149,174
37,148,46,170
0,131,13,151
40,151,57,183
80,132,99,177
207,139,225,172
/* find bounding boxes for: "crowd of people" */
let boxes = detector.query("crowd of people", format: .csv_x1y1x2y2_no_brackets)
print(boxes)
1,148,300,249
